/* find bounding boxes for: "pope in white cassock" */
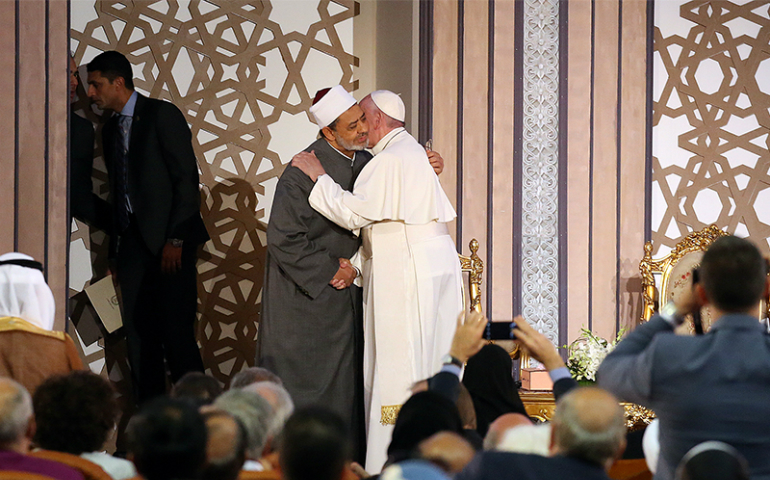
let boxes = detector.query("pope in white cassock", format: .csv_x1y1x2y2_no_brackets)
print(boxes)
292,89,463,472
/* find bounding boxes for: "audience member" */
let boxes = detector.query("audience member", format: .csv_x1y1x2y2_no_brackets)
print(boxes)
229,367,283,389
483,413,533,451
386,391,464,467
496,423,551,456
0,253,84,395
241,381,294,456
0,378,83,480
201,411,247,480
171,372,223,407
380,460,450,480
462,344,528,437
32,371,136,480
280,406,351,480
676,441,750,480
126,397,207,480
598,235,770,480
213,389,273,471
417,432,475,474
455,387,626,480
425,312,488,404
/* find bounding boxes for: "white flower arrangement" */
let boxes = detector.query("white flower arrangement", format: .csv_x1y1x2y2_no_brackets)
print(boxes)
564,328,626,382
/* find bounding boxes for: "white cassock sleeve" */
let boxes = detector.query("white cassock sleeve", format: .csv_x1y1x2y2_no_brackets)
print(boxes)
308,150,455,236
308,173,373,236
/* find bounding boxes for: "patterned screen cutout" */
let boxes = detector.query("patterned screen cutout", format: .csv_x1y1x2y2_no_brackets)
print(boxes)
652,0,770,255
69,0,361,391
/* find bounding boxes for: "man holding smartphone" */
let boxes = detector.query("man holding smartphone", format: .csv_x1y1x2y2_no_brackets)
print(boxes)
598,236,770,480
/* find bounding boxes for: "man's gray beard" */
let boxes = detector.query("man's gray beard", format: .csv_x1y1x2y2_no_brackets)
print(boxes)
334,132,368,151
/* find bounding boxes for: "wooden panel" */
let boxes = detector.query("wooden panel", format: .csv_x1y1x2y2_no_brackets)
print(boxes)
461,1,489,263
490,0,515,321
590,0,620,340
432,0,460,243
47,0,70,331
16,1,47,262
566,0,592,342
0,1,16,253
618,0,649,330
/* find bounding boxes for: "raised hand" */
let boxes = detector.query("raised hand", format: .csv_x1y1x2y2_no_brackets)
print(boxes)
513,315,565,371
448,310,488,363
427,149,444,175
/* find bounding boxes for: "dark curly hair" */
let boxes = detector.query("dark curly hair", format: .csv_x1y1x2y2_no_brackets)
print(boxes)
32,371,118,454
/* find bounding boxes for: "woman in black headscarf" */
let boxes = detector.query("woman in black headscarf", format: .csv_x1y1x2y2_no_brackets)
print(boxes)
386,391,464,466
462,343,528,437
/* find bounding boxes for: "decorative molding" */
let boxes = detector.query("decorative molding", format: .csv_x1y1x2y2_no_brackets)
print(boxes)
520,0,560,344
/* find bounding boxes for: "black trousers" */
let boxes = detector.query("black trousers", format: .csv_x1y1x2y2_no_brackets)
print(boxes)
116,219,204,404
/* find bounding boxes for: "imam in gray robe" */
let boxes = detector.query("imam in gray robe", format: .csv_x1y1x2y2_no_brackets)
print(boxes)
257,137,370,452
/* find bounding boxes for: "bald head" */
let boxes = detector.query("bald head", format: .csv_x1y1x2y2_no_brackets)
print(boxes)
551,387,626,469
0,378,33,449
202,411,246,480
418,431,475,474
484,413,533,450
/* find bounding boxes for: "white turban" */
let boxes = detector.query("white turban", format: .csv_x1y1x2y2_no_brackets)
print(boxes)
309,85,357,128
370,90,405,122
0,253,55,330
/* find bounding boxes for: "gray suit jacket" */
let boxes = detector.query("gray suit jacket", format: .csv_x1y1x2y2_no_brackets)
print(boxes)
598,314,770,480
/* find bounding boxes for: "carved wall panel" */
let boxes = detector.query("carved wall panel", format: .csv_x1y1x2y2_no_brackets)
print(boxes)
652,0,770,255
520,0,561,344
68,0,360,392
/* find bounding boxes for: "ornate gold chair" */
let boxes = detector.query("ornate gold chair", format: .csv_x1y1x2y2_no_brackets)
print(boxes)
639,224,768,332
639,224,728,330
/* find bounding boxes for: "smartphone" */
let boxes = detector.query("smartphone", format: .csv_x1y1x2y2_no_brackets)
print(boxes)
485,321,518,340
691,268,703,335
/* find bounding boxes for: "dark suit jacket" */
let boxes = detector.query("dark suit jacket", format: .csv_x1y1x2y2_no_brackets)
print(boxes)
456,451,611,480
70,111,111,231
598,314,770,480
102,93,208,254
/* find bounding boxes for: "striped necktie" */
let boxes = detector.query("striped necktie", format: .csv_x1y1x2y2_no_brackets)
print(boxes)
115,114,131,233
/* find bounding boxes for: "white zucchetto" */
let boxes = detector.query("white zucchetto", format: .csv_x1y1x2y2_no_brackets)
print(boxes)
369,90,405,122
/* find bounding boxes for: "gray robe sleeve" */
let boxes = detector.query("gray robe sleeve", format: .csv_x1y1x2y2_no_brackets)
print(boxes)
266,166,341,299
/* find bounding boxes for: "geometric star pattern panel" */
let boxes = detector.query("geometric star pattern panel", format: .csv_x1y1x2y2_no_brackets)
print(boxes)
652,0,770,256
68,0,360,391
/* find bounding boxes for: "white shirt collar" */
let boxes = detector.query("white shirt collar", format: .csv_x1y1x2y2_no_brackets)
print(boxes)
371,127,405,155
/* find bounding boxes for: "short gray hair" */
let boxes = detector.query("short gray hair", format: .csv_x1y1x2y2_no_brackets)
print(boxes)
214,390,273,459
243,381,294,441
552,387,626,466
0,379,32,445
230,367,282,389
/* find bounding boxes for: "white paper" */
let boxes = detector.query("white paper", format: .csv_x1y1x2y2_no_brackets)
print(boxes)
85,276,123,333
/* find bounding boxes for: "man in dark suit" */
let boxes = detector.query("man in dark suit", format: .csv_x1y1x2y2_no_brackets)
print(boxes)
455,386,626,480
598,235,770,480
86,50,208,404
69,55,110,231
